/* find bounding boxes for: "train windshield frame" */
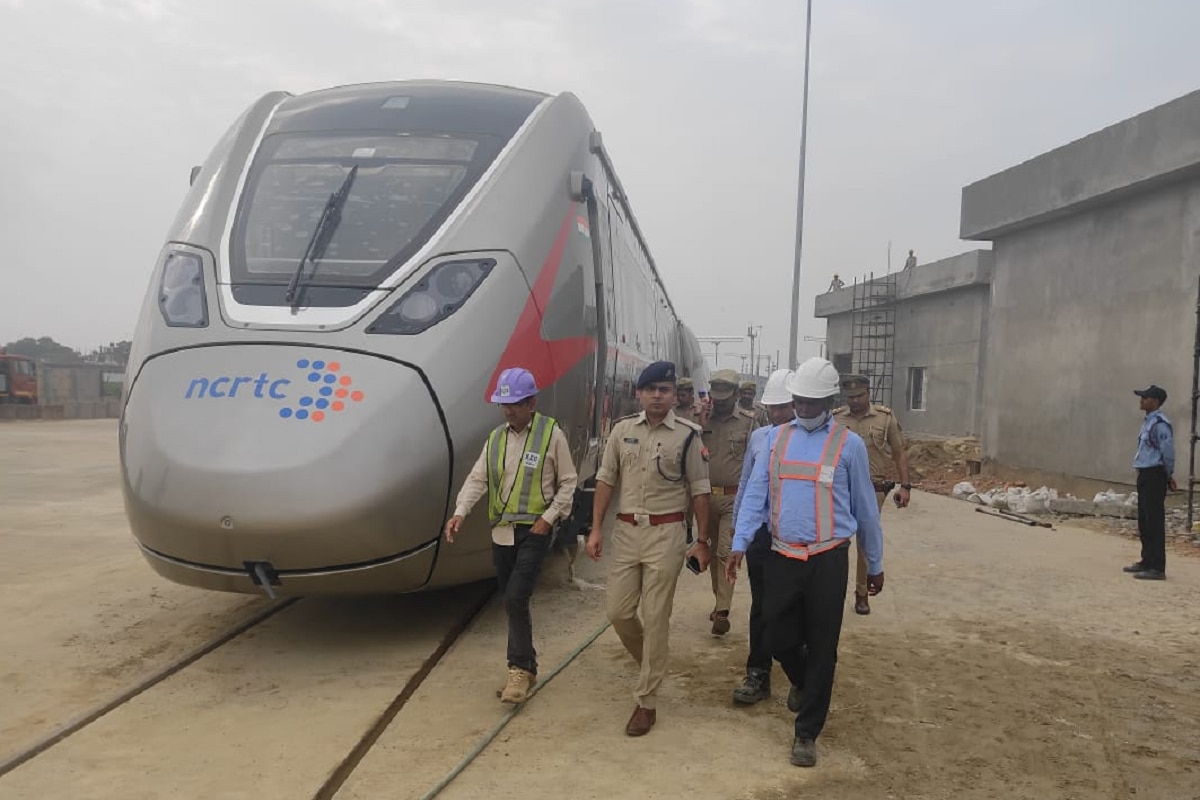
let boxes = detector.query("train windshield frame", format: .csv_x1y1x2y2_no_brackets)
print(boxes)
228,131,503,300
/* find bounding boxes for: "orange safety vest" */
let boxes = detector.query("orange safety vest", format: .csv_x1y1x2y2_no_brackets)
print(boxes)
768,421,852,561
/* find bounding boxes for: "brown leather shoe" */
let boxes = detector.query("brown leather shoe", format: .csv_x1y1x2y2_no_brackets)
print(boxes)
854,594,870,615
625,705,656,736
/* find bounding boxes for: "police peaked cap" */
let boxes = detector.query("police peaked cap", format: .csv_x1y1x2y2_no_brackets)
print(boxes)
637,361,677,389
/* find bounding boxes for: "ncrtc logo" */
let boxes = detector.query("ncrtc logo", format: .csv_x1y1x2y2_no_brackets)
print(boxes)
184,358,365,423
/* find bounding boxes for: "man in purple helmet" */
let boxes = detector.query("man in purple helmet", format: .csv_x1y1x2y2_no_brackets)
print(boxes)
445,367,578,704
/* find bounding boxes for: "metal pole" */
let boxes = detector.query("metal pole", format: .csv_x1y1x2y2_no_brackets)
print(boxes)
787,0,814,368
1188,272,1199,533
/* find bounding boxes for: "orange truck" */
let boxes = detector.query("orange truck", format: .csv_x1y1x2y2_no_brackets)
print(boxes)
0,353,37,404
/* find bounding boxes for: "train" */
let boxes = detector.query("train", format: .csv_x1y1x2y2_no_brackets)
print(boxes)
119,80,709,596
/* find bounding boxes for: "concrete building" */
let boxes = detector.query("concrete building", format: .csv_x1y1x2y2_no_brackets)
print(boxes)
816,250,993,438
815,88,1200,486
961,89,1200,485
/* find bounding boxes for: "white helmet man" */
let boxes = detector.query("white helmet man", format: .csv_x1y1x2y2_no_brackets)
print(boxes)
785,356,841,431
725,356,884,769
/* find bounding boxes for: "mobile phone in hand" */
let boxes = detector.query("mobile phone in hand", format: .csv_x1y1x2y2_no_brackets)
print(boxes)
686,555,702,574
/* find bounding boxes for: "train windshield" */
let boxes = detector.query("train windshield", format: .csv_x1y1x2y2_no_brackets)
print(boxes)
229,133,500,300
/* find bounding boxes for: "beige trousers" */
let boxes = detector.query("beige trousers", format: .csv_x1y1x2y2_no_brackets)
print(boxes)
707,493,736,614
605,519,687,710
855,491,887,595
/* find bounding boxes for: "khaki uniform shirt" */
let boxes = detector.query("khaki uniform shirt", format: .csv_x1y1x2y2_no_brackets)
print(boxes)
701,406,759,488
833,404,905,482
674,403,698,424
454,423,578,545
596,410,710,513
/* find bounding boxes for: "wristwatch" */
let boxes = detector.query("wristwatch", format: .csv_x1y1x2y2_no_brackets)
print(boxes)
900,483,912,490
694,538,711,546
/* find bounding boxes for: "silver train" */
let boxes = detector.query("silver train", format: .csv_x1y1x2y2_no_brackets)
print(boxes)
120,80,709,596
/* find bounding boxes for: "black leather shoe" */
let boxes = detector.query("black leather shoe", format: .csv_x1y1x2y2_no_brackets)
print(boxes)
1133,569,1166,580
1122,561,1148,573
790,737,817,767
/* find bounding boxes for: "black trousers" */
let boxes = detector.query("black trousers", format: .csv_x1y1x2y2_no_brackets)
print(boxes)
1136,467,1168,572
492,525,551,674
764,542,849,741
745,524,772,675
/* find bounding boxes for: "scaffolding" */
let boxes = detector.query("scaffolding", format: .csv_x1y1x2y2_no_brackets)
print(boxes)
851,272,897,407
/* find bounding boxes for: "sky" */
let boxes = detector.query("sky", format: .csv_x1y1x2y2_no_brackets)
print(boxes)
2,0,1199,368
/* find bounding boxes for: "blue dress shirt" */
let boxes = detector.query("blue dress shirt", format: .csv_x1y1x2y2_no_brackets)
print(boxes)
1133,410,1175,476
732,417,884,575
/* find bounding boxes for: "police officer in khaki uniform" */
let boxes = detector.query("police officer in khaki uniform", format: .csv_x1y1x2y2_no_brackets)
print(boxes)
739,379,771,427
675,377,698,422
587,360,712,737
701,369,760,635
832,374,911,616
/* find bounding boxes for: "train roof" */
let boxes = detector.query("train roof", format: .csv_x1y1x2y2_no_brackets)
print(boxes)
265,80,549,139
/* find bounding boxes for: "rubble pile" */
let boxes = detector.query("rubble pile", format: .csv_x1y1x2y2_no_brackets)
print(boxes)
951,482,1064,513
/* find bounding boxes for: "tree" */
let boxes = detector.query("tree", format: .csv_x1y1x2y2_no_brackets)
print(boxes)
3,337,82,363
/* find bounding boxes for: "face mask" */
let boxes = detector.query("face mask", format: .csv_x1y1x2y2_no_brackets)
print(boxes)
796,410,829,432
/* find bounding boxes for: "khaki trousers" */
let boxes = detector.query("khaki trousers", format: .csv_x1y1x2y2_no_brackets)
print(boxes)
605,518,687,710
855,492,886,596
707,493,736,614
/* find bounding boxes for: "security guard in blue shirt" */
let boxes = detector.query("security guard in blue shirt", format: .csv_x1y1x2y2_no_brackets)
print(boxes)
1124,384,1176,580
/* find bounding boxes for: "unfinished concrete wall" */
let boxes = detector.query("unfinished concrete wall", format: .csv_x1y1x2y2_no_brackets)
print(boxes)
816,250,992,436
33,363,121,420
962,89,1200,484
978,178,1200,483
892,284,990,436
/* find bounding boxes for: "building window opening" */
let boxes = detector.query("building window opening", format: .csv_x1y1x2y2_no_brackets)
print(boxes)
908,367,926,411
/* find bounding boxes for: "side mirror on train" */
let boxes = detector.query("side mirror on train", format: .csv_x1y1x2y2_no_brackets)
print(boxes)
189,166,202,186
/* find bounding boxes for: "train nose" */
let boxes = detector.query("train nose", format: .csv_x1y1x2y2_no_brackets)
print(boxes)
120,345,450,591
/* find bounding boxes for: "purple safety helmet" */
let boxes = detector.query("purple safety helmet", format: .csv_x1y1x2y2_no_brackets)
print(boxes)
490,367,538,404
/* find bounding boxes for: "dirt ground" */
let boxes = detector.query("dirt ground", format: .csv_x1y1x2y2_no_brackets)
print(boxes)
2,421,1199,799
0,420,262,759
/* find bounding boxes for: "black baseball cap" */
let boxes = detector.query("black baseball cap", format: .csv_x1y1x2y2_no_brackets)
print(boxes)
1134,385,1167,402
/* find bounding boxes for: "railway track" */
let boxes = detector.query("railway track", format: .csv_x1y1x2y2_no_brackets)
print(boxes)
0,586,499,797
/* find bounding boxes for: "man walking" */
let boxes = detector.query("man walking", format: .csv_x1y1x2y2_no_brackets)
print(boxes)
587,361,712,736
727,357,884,767
700,369,760,635
730,368,796,705
1124,384,1176,580
833,374,911,615
444,367,578,704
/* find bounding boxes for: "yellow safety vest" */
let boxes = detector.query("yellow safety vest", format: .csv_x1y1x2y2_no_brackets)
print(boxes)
487,412,556,526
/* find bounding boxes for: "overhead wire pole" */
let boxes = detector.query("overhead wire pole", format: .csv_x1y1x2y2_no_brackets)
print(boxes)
787,0,814,368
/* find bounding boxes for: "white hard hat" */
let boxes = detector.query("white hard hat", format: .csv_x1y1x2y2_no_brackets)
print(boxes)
761,369,795,405
785,357,840,399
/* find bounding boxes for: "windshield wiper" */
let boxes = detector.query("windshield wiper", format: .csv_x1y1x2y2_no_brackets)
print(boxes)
284,164,359,311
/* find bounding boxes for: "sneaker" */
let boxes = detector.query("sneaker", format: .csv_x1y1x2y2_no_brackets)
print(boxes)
1122,561,1148,573
787,684,802,713
499,667,536,704
1133,569,1166,581
732,670,771,705
790,736,817,767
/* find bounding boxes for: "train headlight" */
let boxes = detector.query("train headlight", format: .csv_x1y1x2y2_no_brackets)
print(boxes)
367,258,495,335
158,251,208,327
